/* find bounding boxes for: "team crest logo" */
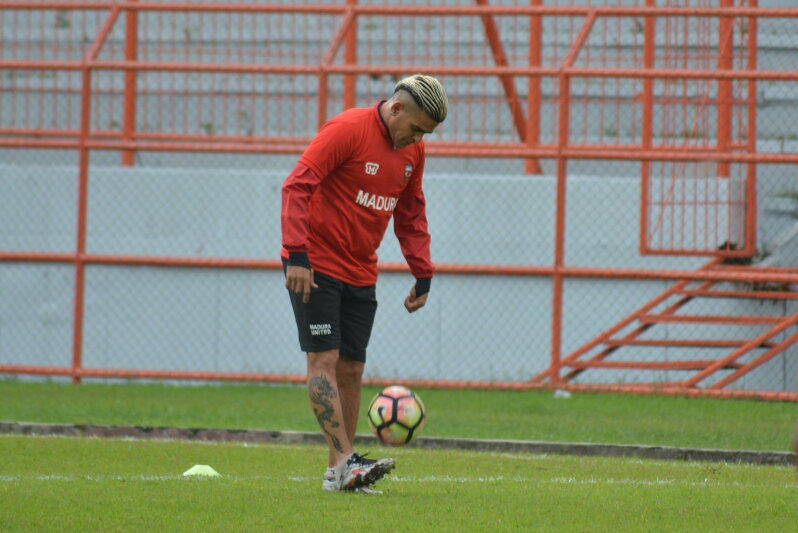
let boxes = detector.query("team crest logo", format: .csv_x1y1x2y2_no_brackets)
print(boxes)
365,162,379,175
402,163,413,184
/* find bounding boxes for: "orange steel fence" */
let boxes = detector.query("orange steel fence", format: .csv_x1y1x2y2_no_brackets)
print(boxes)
2,0,798,400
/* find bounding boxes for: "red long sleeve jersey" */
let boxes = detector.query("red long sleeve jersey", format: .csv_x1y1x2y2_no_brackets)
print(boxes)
281,102,434,286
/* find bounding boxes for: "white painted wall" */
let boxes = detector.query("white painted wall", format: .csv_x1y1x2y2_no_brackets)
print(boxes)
1,163,794,390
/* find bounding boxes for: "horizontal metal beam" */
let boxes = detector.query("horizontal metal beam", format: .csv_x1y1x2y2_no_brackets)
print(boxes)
639,314,787,325
678,289,798,300
6,2,798,18
603,339,774,349
567,360,743,370
2,252,798,284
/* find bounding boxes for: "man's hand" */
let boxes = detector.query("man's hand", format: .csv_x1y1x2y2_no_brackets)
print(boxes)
285,265,318,303
404,285,428,313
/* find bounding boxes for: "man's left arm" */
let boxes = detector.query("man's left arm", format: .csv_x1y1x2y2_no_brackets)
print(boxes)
393,164,434,313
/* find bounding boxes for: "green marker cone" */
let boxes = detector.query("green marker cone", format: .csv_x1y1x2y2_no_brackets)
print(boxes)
183,464,221,477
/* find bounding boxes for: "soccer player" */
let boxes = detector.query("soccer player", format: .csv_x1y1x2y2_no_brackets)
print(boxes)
281,74,447,492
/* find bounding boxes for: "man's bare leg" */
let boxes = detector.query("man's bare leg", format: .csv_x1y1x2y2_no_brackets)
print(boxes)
336,355,365,450
306,349,353,468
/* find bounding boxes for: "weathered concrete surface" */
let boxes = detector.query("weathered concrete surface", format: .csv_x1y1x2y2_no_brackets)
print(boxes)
2,421,793,467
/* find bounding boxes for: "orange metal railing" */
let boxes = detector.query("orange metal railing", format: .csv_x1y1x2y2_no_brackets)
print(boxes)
1,1,798,400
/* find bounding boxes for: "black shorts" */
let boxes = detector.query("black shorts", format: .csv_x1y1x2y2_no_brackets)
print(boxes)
283,261,378,363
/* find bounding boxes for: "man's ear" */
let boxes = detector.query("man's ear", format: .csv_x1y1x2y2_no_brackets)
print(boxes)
389,101,403,117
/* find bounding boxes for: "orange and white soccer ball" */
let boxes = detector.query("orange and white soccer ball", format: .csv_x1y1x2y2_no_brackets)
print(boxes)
366,385,426,446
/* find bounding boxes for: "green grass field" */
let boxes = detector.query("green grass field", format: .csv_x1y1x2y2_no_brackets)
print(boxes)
2,380,797,450
2,381,798,532
1,436,796,532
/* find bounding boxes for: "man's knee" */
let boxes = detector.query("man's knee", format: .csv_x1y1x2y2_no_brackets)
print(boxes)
307,349,340,373
337,355,365,382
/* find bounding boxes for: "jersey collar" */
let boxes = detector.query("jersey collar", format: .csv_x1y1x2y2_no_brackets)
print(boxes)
374,101,393,145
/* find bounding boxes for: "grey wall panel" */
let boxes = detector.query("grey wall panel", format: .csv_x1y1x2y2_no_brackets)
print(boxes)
81,265,305,375
0,164,77,253
0,263,74,367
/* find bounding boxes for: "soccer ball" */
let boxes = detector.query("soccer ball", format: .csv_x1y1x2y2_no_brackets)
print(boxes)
367,386,426,446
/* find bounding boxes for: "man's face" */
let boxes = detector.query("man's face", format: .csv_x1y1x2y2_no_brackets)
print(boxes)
389,105,439,150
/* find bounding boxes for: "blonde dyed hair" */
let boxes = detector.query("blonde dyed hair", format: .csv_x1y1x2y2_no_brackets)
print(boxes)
394,74,448,123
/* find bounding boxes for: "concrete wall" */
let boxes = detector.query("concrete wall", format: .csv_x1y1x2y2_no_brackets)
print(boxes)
1,163,795,390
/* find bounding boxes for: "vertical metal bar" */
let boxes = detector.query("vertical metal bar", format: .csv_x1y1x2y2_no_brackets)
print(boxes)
745,0,758,255
551,73,569,386
344,0,357,109
525,0,543,174
73,70,92,385
717,0,734,177
318,71,328,130
122,0,138,166
68,5,122,384
548,11,595,385
640,0,655,254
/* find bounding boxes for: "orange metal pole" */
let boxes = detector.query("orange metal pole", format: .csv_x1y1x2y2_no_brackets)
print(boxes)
744,0,758,255
474,0,527,143
546,11,596,385
0,365,307,384
71,65,92,385
12,136,798,165
567,360,742,370
601,339,771,349
13,136,798,165
343,0,357,110
66,4,123,384
5,360,798,400
563,66,798,81
3,250,797,284
0,60,84,70
524,0,543,174
119,3,798,18
640,0,655,254
639,314,786,326
548,79,571,386
679,288,798,300
717,0,734,178
122,0,138,166
0,139,81,149
77,57,798,81
318,72,329,131
560,383,798,403
9,3,798,18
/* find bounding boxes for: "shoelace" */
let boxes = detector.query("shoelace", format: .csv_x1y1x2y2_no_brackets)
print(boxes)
349,452,377,467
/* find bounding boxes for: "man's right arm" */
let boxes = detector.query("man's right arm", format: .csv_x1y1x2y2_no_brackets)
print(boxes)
281,163,322,302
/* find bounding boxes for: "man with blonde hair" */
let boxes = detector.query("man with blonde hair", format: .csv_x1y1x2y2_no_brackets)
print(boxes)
281,74,448,493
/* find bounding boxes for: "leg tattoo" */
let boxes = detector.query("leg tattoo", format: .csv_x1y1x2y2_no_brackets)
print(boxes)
308,375,344,453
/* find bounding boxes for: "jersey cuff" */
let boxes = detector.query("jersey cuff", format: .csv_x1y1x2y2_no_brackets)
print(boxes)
415,277,431,297
287,252,311,269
